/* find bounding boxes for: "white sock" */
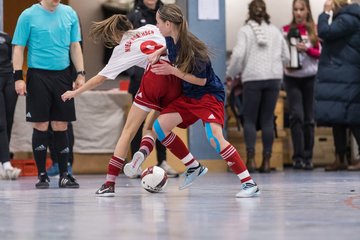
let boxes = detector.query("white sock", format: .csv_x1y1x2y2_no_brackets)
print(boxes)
3,161,14,170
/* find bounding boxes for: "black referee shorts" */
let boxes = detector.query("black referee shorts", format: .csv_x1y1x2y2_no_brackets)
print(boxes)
26,67,76,122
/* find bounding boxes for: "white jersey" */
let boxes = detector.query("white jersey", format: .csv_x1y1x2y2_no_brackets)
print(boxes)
98,24,167,80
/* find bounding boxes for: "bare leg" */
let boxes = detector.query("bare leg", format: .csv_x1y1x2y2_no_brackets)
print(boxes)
113,104,150,158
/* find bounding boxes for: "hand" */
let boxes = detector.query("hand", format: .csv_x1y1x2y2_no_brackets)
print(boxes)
148,52,161,65
150,61,176,75
225,76,233,89
15,80,27,96
324,0,333,12
296,42,308,52
74,75,85,90
61,90,77,102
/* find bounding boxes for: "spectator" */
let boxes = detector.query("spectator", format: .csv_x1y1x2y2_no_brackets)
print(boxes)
0,31,21,180
282,0,320,170
315,0,360,171
227,0,289,173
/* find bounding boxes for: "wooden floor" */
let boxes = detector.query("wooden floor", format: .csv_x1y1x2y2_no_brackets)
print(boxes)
1,170,360,240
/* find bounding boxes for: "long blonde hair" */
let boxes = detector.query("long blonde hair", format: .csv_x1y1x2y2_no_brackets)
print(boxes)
333,0,350,13
290,0,318,46
89,14,133,48
157,4,209,73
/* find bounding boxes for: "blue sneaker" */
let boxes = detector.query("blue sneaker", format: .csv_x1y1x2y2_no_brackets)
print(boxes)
236,182,260,198
179,164,208,190
47,163,59,177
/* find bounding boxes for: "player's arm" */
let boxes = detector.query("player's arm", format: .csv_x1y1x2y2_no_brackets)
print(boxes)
13,45,26,95
61,74,107,101
148,46,167,65
150,60,206,86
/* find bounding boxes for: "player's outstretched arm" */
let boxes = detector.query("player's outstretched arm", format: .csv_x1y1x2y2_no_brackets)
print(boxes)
62,74,107,101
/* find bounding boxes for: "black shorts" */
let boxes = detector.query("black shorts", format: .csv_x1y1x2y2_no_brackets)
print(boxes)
26,68,76,122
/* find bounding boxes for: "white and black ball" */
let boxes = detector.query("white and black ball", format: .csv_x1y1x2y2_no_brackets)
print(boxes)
141,166,168,193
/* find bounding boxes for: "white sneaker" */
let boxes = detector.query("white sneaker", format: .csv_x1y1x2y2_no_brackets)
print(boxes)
5,168,22,180
0,164,6,180
123,150,146,178
159,161,179,178
236,182,260,198
179,164,208,190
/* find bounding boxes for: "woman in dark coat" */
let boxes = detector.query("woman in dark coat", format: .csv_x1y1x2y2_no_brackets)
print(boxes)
315,0,360,171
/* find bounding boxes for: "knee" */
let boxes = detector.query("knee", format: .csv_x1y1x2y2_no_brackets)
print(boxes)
289,113,303,125
153,119,166,141
34,122,49,131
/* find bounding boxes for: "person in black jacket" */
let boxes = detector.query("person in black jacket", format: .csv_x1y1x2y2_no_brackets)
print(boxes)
0,31,21,179
127,0,179,177
316,0,360,171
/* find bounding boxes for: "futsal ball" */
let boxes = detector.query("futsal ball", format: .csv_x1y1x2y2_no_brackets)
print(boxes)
141,166,168,193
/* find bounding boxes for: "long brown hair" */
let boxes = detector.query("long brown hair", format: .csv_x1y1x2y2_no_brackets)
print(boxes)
89,14,133,48
290,0,318,46
246,0,270,24
157,4,209,73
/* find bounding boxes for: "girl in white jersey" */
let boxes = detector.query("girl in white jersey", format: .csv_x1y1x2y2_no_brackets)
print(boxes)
61,15,182,196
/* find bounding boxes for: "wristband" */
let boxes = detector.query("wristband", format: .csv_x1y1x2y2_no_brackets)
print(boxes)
13,70,24,81
77,70,86,76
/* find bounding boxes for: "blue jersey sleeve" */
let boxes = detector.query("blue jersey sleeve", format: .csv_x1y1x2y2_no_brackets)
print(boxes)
70,10,81,43
12,10,31,46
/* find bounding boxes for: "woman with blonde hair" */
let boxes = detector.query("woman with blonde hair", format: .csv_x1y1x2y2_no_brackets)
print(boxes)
316,0,360,171
282,0,320,170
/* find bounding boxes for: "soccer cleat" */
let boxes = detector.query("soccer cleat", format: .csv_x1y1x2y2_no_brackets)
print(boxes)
36,174,50,189
236,182,260,198
179,164,208,190
123,150,146,178
95,184,115,197
159,161,179,178
59,174,80,188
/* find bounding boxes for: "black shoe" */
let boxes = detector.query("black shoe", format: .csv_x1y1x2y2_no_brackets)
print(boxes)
303,161,314,170
36,174,50,189
95,183,115,197
293,160,303,169
59,174,80,188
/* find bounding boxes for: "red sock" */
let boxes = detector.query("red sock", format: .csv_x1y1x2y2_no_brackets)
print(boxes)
220,144,253,183
139,135,155,156
162,132,199,168
105,155,125,186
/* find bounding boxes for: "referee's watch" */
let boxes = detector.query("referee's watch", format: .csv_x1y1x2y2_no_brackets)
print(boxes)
77,70,86,76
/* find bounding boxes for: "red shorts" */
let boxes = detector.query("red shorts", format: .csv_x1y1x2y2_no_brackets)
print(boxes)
161,94,225,128
134,63,182,112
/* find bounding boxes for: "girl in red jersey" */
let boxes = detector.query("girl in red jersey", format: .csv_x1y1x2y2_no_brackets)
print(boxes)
61,15,182,197
124,4,260,198
282,0,320,170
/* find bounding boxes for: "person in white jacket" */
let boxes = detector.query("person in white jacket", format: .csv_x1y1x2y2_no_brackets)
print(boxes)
227,0,289,173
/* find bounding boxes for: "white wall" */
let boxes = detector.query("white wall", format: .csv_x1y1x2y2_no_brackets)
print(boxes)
226,0,327,51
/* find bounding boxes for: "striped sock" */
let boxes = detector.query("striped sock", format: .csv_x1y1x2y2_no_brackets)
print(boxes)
105,155,125,186
162,132,199,169
220,144,254,184
139,135,155,157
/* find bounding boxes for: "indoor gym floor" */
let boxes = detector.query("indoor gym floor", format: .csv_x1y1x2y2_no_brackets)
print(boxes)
0,169,360,240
